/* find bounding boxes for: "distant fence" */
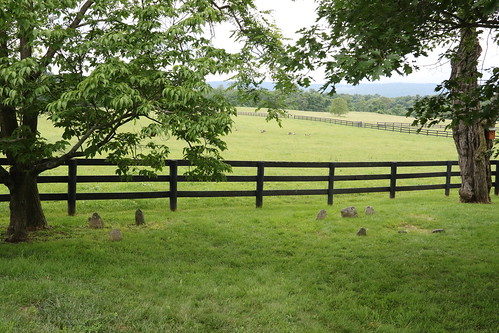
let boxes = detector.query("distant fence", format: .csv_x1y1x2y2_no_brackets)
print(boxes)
0,159,497,214
237,111,453,138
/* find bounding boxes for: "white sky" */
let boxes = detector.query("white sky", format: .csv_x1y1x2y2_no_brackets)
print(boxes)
211,0,499,85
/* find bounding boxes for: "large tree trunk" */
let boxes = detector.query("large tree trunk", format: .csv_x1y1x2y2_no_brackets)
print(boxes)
5,170,48,242
453,121,492,203
451,28,492,203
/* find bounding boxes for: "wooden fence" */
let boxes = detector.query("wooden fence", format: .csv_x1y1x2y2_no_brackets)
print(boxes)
237,111,453,138
0,159,498,215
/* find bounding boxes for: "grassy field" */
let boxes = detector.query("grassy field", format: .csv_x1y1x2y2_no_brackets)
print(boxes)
12,109,461,198
0,111,498,332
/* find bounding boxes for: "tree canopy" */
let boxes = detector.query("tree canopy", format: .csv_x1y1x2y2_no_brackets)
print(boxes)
290,0,499,203
0,0,292,241
328,97,349,116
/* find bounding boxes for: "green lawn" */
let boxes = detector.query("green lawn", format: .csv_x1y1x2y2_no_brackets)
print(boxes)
0,111,498,332
1,193,497,332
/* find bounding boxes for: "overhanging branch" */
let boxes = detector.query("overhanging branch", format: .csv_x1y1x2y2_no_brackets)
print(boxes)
33,110,139,173
40,0,95,67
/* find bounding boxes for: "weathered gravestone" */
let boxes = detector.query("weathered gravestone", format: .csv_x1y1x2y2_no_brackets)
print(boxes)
135,209,145,225
88,212,104,229
365,206,375,215
316,209,327,220
341,206,358,218
356,227,367,236
109,229,123,241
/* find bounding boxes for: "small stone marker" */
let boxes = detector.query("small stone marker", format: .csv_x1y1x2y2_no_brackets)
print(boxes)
365,206,375,215
88,212,104,229
316,209,327,220
356,227,367,236
135,209,145,225
432,229,445,233
109,229,123,241
341,206,358,218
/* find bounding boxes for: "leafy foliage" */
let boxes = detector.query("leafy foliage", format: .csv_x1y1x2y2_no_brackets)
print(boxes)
0,0,293,180
287,0,499,203
216,85,421,116
328,97,349,116
289,0,499,122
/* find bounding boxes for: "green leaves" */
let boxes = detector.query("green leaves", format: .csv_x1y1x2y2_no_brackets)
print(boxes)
1,0,294,182
292,0,498,135
0,126,69,165
0,57,44,106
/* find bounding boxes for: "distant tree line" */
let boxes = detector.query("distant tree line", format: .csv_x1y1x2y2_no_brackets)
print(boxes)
214,86,421,116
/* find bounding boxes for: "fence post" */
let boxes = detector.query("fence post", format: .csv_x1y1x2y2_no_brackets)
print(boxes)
327,163,336,205
445,161,452,196
390,162,397,199
169,160,178,211
495,160,499,196
67,159,77,216
256,161,265,208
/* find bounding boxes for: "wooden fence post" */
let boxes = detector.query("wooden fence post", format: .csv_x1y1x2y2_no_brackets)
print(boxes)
495,160,499,196
169,160,178,211
256,161,265,208
327,163,336,206
67,159,77,216
445,161,452,196
390,162,397,199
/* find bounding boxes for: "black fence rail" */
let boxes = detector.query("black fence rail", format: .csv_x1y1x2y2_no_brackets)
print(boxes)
237,111,453,138
1,159,498,214
376,121,448,129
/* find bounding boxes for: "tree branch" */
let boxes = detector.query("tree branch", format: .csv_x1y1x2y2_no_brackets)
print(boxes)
210,0,247,33
440,10,465,25
0,137,24,144
209,1,230,11
19,1,33,60
33,111,138,173
41,0,95,66
470,20,499,29
144,114,163,124
32,123,100,173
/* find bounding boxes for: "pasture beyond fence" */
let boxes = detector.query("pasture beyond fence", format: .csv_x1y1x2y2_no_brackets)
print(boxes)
237,111,453,138
1,159,498,215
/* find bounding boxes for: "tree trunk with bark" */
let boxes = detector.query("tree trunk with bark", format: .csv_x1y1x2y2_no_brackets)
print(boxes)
451,28,493,203
453,121,493,203
5,169,48,242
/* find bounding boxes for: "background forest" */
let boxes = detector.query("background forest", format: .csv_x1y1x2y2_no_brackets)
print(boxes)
212,85,421,116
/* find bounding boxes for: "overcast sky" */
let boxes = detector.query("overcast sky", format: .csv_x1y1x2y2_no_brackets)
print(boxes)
214,0,499,85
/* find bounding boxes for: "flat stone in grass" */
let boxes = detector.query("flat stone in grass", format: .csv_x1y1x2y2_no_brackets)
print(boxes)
341,206,358,218
316,209,327,220
432,229,445,233
135,209,145,225
88,212,104,229
365,206,375,215
109,229,123,241
356,227,367,236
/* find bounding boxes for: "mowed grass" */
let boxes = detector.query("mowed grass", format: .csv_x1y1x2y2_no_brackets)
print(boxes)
23,110,460,197
1,111,498,332
223,111,457,162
